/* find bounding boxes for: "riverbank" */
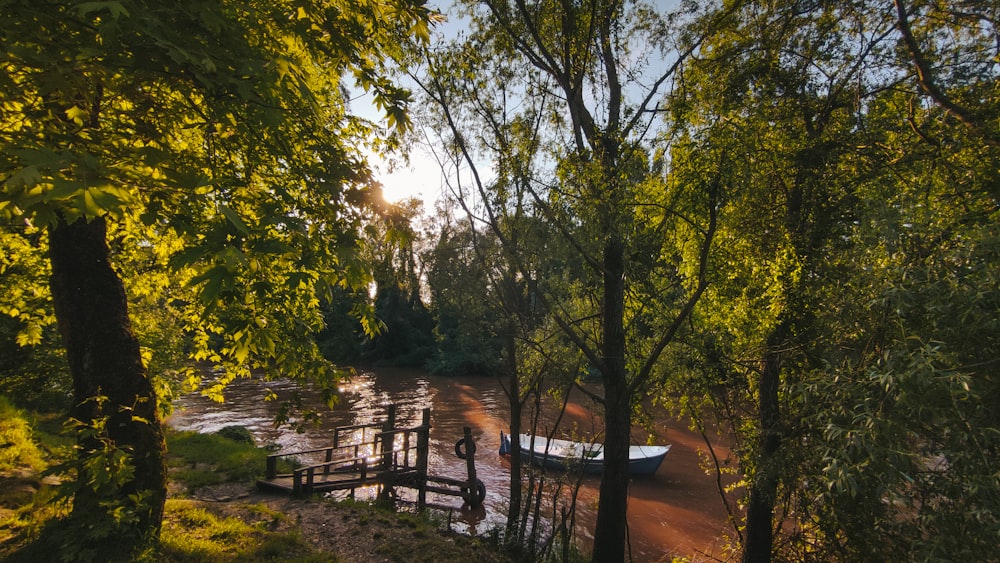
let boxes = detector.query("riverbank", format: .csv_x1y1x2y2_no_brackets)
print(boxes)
3,388,735,561
0,421,514,562
166,481,514,563
170,368,738,561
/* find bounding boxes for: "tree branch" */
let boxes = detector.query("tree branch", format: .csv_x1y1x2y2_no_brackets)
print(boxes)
630,171,721,396
894,0,1000,147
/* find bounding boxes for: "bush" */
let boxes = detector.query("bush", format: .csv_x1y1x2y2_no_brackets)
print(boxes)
215,425,255,446
0,396,45,473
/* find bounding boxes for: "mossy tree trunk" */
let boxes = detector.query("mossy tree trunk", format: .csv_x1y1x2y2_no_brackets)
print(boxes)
48,215,167,548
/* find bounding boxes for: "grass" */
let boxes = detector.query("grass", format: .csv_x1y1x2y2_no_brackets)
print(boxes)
0,416,310,562
0,396,47,474
0,398,70,553
165,429,295,491
1,408,511,562
150,499,329,563
333,498,511,563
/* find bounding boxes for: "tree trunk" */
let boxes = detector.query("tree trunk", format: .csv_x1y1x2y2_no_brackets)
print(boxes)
48,216,167,546
504,323,524,542
592,235,630,563
742,325,786,563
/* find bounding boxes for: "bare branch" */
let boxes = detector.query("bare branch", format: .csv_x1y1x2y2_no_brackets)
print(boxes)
894,0,1000,147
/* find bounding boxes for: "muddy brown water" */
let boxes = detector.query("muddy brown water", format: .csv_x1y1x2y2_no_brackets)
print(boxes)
168,367,735,562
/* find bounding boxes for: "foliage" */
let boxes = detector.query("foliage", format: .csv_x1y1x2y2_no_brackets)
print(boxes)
0,400,153,562
365,284,436,366
419,2,718,559
1,0,433,548
215,425,256,446
792,105,1000,560
358,197,438,367
0,396,45,473
0,227,70,410
667,1,1000,560
0,0,437,390
316,284,368,364
0,225,54,347
29,398,160,562
423,219,504,376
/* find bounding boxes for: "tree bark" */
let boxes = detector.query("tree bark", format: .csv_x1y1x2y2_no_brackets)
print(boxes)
504,322,524,542
48,215,167,544
592,234,630,563
742,324,786,563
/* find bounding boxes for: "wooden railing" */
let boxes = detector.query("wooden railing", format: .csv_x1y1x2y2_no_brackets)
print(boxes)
264,420,386,479
258,407,483,507
264,407,432,496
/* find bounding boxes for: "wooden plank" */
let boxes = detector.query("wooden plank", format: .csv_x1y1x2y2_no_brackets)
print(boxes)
256,476,296,493
423,485,465,497
425,475,469,487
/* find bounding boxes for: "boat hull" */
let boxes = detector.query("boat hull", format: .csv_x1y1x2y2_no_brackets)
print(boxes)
516,434,670,476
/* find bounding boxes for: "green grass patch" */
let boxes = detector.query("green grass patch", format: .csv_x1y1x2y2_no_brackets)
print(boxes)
1,416,511,563
336,498,508,563
165,430,294,490
0,396,46,473
0,400,72,561
150,499,330,562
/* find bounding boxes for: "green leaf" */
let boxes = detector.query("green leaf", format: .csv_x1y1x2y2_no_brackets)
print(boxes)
65,105,87,126
16,323,43,346
199,273,223,306
5,165,42,188
219,205,250,235
190,265,231,306
80,188,103,217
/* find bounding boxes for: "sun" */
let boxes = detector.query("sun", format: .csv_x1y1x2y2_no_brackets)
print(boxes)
370,149,445,210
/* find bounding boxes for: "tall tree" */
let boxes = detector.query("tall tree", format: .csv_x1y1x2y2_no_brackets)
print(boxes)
418,2,719,559
671,1,1000,560
0,0,431,555
424,217,505,375
362,197,436,366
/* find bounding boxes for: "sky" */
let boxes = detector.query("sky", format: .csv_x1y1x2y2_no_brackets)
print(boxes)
359,2,458,209
359,0,684,210
368,135,446,207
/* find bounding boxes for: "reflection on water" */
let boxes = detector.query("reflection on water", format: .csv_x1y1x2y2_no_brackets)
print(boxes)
168,366,731,561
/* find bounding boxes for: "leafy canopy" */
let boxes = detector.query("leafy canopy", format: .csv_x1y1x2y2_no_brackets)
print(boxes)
0,0,435,392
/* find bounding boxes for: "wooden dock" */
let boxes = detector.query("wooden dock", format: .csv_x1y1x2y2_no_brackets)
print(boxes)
256,405,485,507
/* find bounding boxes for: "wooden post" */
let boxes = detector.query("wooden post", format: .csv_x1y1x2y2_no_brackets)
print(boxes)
266,455,276,479
381,404,396,471
462,426,481,507
417,408,431,509
305,466,315,494
378,404,397,502
402,431,411,468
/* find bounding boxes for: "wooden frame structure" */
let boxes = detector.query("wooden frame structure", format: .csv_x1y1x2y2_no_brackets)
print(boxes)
256,405,485,508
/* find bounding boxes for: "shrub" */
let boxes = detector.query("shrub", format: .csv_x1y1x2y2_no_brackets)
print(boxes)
0,396,45,473
215,425,255,446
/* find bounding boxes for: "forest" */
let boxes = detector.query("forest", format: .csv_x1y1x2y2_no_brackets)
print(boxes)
1,0,998,561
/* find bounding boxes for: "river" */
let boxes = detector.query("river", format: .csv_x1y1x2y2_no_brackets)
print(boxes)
168,366,734,562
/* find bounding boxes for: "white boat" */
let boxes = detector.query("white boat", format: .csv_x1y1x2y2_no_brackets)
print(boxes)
504,432,670,475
